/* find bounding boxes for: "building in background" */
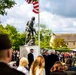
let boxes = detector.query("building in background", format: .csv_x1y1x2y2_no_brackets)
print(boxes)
50,33,76,49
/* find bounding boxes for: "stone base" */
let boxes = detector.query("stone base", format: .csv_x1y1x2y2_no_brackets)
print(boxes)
20,45,40,59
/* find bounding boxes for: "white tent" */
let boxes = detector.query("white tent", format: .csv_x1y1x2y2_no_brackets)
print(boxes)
70,49,76,52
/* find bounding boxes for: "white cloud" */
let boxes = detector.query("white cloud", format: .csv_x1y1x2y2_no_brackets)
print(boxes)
0,0,76,34
40,11,76,33
41,0,76,18
1,2,38,32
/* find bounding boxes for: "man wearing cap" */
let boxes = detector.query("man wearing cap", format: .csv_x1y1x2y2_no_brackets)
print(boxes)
0,34,25,75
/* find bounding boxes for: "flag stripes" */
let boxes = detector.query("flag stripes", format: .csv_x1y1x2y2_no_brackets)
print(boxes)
32,1,39,14
33,8,39,14
26,0,39,14
26,0,33,4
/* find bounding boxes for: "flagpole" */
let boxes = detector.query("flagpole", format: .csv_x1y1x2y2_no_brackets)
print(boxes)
38,0,40,54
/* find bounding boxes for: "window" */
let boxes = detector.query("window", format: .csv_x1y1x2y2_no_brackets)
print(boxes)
73,42,75,45
67,42,68,45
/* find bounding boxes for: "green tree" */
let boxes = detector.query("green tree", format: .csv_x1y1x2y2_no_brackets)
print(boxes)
13,33,25,50
0,24,7,34
0,24,25,50
5,25,18,49
5,25,25,50
0,24,52,50
5,24,17,34
0,0,16,15
53,38,67,49
35,24,52,49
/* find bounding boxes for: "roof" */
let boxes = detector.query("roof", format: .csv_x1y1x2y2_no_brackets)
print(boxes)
56,34,76,42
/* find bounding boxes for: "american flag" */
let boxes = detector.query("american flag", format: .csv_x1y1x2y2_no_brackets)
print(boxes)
26,0,33,4
26,0,39,14
32,1,39,14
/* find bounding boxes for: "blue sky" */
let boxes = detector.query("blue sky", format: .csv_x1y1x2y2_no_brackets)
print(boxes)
0,0,76,34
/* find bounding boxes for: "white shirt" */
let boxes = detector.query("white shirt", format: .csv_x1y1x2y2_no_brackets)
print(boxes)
17,66,29,75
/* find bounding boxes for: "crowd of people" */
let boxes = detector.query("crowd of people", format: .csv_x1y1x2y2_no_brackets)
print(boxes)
10,49,76,75
0,33,76,75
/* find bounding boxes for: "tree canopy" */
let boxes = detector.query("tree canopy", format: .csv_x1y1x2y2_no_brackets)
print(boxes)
52,38,67,50
35,24,52,49
0,24,68,51
0,24,25,50
0,0,16,15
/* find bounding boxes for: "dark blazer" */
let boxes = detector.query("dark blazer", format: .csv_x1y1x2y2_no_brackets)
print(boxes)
0,62,25,75
43,54,49,75
28,53,34,68
43,54,59,75
48,54,59,71
50,72,67,75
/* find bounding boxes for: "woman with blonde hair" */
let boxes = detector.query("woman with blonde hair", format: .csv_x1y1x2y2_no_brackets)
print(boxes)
50,61,67,75
30,55,45,75
17,57,29,75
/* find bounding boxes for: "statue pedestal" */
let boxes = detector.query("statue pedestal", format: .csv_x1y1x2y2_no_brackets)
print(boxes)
20,45,40,59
